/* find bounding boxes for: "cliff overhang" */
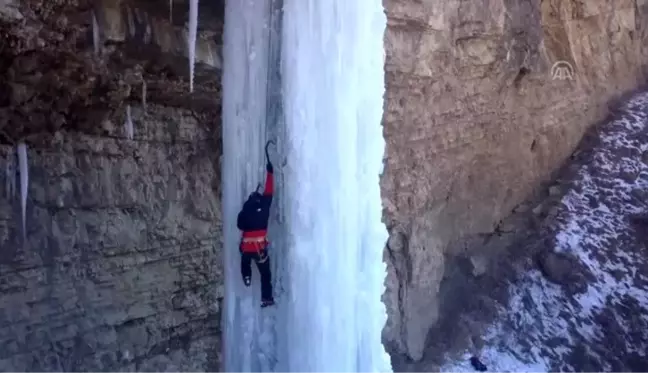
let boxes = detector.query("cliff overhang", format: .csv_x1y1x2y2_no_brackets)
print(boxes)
0,0,223,146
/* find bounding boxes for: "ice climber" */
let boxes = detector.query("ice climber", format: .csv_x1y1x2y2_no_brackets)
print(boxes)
237,140,275,308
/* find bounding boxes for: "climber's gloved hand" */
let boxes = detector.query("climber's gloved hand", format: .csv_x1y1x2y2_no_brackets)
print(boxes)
266,161,274,173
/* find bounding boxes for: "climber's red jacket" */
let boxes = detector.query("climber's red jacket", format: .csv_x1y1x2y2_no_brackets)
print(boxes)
237,170,274,253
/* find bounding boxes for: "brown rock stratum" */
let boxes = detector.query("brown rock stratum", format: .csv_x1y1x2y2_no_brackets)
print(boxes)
1,0,648,370
0,0,224,370
380,0,648,361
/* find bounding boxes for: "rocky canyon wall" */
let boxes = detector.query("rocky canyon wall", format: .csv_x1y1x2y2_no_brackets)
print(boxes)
0,0,225,369
380,0,648,361
0,105,222,371
3,0,648,370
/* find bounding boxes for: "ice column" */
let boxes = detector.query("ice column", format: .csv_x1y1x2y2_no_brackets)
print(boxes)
17,142,28,239
188,0,199,92
221,0,277,371
281,0,391,371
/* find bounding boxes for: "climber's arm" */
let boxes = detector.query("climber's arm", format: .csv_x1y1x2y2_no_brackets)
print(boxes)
263,163,274,197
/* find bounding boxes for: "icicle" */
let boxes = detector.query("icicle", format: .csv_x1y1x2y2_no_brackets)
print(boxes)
124,105,134,140
187,0,199,93
17,143,28,239
4,150,15,199
141,80,147,111
169,0,173,23
3,155,8,198
92,10,100,56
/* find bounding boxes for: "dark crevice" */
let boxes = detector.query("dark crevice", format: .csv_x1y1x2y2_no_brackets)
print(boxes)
513,66,531,88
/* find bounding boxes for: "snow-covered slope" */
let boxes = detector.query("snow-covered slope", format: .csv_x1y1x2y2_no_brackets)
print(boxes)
443,92,648,372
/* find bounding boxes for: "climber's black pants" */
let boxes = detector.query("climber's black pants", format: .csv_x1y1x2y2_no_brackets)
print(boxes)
240,249,273,301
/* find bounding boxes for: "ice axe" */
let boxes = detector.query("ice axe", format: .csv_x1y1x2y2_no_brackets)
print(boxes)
254,140,276,195
265,140,275,166
266,139,288,168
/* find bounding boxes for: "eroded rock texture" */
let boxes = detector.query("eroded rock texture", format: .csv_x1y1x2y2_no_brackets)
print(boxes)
0,0,222,144
0,107,223,373
381,0,648,361
2,0,648,369
0,0,224,370
0,105,222,371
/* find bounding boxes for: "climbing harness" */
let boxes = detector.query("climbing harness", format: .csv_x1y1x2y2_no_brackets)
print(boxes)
257,249,268,263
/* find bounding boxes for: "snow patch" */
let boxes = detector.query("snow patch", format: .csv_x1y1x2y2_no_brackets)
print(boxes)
446,344,549,373
443,92,648,372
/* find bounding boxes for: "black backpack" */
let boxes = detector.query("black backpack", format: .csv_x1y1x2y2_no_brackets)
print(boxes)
237,192,270,231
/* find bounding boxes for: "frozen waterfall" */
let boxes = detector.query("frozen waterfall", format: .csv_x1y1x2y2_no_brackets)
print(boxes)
221,0,390,371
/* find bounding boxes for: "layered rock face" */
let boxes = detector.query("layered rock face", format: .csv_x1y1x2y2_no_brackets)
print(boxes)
0,0,224,370
3,0,648,369
380,0,648,361
0,105,222,371
0,0,222,142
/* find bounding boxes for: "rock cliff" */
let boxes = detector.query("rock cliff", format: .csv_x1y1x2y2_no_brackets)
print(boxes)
381,0,648,361
2,0,648,370
0,0,224,370
0,106,222,371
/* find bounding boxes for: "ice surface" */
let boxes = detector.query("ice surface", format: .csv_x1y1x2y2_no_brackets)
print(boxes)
17,142,28,239
187,0,198,93
222,0,390,371
5,150,15,199
142,80,147,111
125,105,134,140
92,11,100,56
221,0,280,370
281,0,390,370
